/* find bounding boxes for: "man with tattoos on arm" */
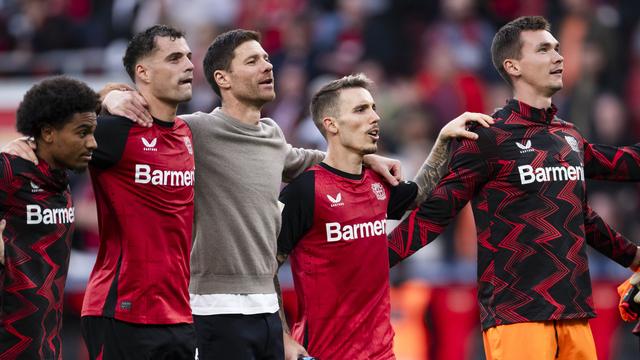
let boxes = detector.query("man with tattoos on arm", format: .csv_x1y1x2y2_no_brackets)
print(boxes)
388,16,640,360
276,74,494,359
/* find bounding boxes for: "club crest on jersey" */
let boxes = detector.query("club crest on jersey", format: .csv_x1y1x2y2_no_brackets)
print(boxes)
327,193,344,207
516,140,534,154
142,137,158,151
564,136,580,153
371,183,386,200
183,136,193,155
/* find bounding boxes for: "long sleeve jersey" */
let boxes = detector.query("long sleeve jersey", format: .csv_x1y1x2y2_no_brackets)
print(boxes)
389,99,640,330
0,154,73,359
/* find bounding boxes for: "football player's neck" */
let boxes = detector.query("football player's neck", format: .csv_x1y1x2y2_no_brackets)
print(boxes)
512,81,553,110
137,87,177,122
34,142,59,169
324,144,363,175
220,94,263,126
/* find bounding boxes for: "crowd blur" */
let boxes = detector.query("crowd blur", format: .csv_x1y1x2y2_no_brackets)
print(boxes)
1,0,640,359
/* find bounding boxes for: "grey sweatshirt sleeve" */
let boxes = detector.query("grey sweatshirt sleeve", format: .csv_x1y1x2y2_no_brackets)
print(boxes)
282,145,325,183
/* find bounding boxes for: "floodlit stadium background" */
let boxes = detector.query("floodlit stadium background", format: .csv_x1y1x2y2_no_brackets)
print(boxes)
1,0,639,359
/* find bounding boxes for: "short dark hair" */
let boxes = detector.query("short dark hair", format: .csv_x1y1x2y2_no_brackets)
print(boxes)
203,29,261,97
491,16,551,85
122,24,185,81
310,73,373,138
16,76,99,138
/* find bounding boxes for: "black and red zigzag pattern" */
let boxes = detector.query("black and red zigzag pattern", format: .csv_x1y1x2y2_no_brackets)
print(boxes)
389,99,639,330
0,154,73,359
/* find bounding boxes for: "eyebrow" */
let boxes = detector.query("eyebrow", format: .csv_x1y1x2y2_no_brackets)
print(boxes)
165,51,191,61
536,41,559,50
73,123,95,131
353,102,375,111
244,53,269,61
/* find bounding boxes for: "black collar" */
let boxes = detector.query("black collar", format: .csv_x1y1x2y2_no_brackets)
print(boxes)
504,99,558,124
319,162,363,180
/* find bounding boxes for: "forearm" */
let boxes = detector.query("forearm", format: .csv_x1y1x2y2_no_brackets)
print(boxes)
274,274,291,334
585,143,640,181
585,206,639,267
413,137,450,206
275,252,291,333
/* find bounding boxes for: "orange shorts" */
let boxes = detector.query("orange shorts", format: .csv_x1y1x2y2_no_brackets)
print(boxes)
482,319,597,360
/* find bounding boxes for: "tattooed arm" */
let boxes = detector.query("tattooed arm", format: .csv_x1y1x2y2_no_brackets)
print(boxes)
412,112,494,206
413,137,451,206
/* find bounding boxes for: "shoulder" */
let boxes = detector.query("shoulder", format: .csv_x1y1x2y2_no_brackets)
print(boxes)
282,169,316,196
97,114,135,127
553,115,581,133
259,117,277,127
259,117,285,135
173,117,192,134
178,111,210,125
1,153,33,172
0,153,35,184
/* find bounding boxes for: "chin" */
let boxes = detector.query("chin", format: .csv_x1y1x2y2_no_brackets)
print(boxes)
362,146,378,155
177,91,193,102
70,163,89,173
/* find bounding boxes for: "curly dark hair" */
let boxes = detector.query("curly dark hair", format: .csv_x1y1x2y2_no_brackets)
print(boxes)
122,24,185,81
203,29,260,97
16,76,99,138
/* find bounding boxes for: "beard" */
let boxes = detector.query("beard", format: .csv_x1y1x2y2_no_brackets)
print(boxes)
362,144,378,155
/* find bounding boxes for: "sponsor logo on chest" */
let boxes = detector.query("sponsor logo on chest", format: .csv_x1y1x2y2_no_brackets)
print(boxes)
326,219,387,242
518,164,584,184
134,164,195,186
327,193,343,207
141,137,158,152
26,204,74,225
30,181,43,193
516,140,535,154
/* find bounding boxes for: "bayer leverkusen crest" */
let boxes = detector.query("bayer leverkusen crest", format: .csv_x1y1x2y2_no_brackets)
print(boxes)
183,136,193,155
371,183,386,200
564,136,580,153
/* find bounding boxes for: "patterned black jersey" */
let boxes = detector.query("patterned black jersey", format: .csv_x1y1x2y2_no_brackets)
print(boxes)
0,154,74,359
389,99,640,330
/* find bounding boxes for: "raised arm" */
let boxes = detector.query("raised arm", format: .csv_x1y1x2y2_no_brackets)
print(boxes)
584,143,640,181
100,88,153,126
388,127,495,267
584,203,640,270
412,112,494,206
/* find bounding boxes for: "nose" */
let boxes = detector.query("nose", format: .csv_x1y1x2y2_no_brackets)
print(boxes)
87,135,98,150
185,57,194,72
262,59,273,73
372,110,381,123
554,50,563,63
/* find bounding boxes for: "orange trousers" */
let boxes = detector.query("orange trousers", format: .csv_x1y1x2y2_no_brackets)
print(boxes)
482,319,597,360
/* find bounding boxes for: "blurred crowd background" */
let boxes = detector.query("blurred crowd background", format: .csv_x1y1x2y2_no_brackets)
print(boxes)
1,0,640,359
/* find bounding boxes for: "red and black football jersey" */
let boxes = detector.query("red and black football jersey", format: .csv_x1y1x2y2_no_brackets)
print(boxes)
278,163,417,360
81,115,194,324
389,99,640,330
0,154,74,359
